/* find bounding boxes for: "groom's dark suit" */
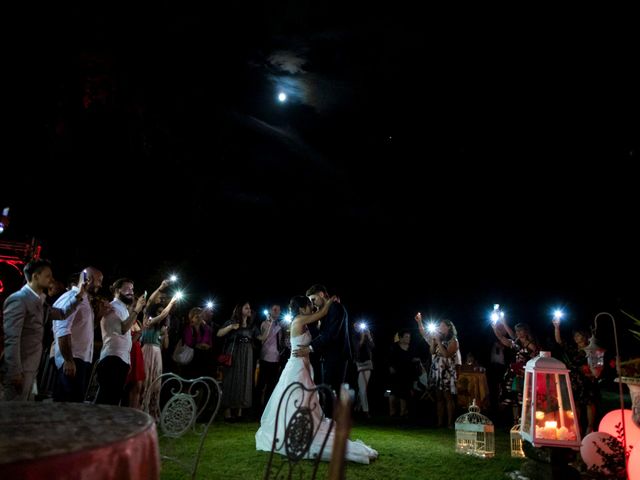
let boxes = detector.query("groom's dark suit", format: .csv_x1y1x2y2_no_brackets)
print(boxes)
308,301,352,414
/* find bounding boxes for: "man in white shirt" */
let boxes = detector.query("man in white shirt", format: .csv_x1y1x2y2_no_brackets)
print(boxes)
52,267,104,402
255,304,282,413
95,278,146,405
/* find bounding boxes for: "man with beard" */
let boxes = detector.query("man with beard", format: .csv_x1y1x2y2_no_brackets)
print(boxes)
52,267,104,402
95,278,146,405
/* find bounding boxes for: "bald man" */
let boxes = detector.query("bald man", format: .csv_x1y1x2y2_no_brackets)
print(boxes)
52,267,104,402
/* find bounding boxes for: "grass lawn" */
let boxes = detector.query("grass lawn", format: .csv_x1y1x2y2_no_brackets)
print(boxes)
160,418,524,479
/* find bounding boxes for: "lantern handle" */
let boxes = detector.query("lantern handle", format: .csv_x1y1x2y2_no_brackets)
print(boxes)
592,312,626,473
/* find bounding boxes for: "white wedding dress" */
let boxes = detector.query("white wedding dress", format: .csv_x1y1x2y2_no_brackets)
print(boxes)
255,330,378,464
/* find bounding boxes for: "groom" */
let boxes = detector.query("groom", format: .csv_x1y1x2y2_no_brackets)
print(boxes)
294,284,352,416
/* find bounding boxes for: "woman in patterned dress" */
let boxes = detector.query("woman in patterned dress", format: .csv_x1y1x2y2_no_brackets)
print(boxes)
416,315,461,428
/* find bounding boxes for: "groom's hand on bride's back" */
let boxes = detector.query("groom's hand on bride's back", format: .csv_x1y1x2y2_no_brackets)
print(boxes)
293,345,311,357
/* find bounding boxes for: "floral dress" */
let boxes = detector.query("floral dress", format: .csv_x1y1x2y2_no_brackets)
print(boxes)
429,338,459,395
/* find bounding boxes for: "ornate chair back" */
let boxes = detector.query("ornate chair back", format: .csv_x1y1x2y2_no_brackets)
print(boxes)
142,373,222,479
263,381,336,480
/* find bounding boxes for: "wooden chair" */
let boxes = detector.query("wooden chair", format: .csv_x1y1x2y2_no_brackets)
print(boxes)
142,373,222,479
327,384,354,480
263,381,336,479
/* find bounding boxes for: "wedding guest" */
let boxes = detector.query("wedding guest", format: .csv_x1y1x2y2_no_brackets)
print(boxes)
183,307,214,379
416,314,461,428
354,322,375,419
492,319,538,423
141,299,176,419
552,318,609,434
217,301,257,422
3,260,85,401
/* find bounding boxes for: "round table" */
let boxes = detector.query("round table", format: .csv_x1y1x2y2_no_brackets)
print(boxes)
0,402,160,479
456,369,490,411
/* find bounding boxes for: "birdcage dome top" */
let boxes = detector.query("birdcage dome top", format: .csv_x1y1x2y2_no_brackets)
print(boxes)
455,400,493,428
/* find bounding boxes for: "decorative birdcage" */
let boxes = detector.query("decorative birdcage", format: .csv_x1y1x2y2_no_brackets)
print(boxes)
455,399,495,458
510,423,525,457
520,351,581,449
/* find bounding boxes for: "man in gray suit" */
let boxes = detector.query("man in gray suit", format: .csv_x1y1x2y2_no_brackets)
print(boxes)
2,259,85,400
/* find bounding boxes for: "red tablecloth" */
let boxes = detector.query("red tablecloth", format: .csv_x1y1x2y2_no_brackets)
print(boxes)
0,402,160,480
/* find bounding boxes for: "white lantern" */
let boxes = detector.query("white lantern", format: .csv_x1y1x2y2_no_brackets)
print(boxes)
520,351,581,448
455,399,495,458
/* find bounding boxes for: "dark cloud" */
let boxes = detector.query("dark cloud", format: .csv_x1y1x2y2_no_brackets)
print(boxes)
268,50,308,74
2,5,640,334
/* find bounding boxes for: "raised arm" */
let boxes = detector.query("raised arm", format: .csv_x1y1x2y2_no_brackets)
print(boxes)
257,316,274,341
144,296,177,328
48,282,86,320
290,298,334,338
414,312,429,342
121,296,146,334
308,298,342,352
146,280,171,307
552,318,562,345
492,320,514,348
217,320,240,337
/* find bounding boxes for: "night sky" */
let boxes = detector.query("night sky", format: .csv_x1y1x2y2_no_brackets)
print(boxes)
2,4,639,358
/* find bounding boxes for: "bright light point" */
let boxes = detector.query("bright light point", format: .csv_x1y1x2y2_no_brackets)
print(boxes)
263,309,269,317
206,301,214,309
174,291,183,300
490,312,499,323
358,322,367,331
553,309,564,320
427,322,437,333
284,313,293,323
493,304,500,311
169,275,178,282
277,92,287,102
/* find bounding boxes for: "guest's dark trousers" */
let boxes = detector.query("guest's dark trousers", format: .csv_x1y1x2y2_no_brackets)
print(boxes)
255,360,281,411
54,358,92,402
95,356,130,405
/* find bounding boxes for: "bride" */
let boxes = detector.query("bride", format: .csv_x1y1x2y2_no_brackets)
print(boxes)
255,295,378,464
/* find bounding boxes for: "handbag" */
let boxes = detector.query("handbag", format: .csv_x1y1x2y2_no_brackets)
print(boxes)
217,335,236,367
172,340,194,365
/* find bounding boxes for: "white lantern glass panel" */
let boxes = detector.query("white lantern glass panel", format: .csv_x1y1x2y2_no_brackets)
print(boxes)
520,352,581,449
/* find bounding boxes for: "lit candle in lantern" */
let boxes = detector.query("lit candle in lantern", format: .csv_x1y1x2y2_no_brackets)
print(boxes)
543,421,558,440
535,411,545,421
